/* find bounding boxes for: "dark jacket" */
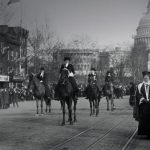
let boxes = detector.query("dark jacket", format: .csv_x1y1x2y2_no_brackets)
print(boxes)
60,64,75,74
105,75,113,83
37,72,48,86
136,83,150,106
88,73,97,83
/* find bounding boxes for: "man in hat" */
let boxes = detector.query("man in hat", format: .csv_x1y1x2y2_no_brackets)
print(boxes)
59,57,79,98
135,71,150,137
37,67,51,99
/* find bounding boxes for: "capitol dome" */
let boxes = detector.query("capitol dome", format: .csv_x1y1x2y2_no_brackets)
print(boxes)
135,1,150,47
139,13,150,27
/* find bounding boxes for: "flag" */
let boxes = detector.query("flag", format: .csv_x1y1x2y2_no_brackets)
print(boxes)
8,0,20,5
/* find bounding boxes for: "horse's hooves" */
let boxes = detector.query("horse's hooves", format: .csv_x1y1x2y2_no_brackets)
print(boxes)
40,113,44,116
70,121,73,125
61,122,65,126
74,119,77,123
35,114,39,117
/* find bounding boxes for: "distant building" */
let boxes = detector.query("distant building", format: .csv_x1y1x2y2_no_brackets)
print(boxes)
108,47,130,68
53,49,99,83
0,25,28,88
54,49,99,75
134,0,150,70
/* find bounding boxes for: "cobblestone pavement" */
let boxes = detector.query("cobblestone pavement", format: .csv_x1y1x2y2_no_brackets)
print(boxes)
0,96,147,150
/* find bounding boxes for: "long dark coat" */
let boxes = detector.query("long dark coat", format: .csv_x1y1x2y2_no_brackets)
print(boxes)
136,82,150,136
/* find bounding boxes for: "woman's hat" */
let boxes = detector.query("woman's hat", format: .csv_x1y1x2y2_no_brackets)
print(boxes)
91,68,96,71
142,71,150,76
106,71,111,74
64,57,71,61
40,67,45,71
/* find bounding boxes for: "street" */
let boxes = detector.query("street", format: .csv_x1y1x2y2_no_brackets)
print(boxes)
0,96,147,150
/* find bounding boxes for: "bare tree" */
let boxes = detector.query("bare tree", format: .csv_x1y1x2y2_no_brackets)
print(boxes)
28,22,64,78
127,42,148,82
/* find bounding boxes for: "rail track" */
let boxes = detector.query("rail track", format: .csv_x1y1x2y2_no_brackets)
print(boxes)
49,116,136,150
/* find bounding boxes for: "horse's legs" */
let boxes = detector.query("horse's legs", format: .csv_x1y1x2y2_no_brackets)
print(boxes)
111,97,114,111
95,98,99,116
36,99,39,114
67,98,73,125
106,97,109,111
73,99,77,122
49,99,51,113
45,100,48,113
93,100,95,115
89,99,93,116
61,100,65,126
41,98,44,114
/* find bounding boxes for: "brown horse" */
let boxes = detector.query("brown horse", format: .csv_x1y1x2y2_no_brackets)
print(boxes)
56,68,77,126
28,74,51,115
86,76,101,116
103,82,114,111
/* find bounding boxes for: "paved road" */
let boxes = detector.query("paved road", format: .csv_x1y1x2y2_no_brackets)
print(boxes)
0,96,148,150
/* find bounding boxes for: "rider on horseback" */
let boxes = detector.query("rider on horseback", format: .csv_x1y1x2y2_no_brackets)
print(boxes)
103,70,114,96
37,67,51,99
59,57,79,99
86,68,100,99
105,71,114,83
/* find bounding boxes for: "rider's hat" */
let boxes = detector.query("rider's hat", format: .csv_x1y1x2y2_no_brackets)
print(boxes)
91,68,96,71
64,57,70,61
40,67,45,71
106,71,111,75
142,71,150,77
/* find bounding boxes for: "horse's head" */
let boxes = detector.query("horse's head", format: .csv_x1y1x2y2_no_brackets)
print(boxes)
59,68,69,84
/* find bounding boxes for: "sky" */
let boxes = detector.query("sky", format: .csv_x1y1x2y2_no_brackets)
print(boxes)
1,0,150,47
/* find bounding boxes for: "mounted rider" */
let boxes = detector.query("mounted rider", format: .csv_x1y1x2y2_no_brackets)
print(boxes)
59,57,79,99
105,70,114,84
86,68,100,99
36,67,51,99
103,70,114,96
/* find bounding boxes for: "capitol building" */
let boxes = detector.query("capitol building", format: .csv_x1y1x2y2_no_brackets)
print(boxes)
134,0,150,70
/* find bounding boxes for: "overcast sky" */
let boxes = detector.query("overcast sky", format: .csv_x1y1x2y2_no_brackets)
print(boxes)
5,0,149,46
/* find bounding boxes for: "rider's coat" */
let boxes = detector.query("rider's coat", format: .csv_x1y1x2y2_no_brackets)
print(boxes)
60,64,75,75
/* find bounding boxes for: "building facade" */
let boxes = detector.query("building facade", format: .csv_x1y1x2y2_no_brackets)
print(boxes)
53,49,100,83
0,25,28,88
54,49,100,75
134,0,150,70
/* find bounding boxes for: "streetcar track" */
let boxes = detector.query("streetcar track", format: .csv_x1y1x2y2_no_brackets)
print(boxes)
85,119,124,150
49,117,110,150
49,117,126,150
121,128,138,150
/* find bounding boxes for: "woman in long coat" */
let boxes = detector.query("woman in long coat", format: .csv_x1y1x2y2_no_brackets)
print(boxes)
136,71,150,137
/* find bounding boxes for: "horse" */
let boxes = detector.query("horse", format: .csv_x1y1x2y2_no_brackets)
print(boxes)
55,68,77,126
28,74,51,115
103,82,114,111
86,76,101,116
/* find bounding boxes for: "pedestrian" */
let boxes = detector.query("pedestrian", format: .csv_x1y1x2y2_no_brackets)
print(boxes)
129,82,136,106
13,86,19,108
135,71,150,137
